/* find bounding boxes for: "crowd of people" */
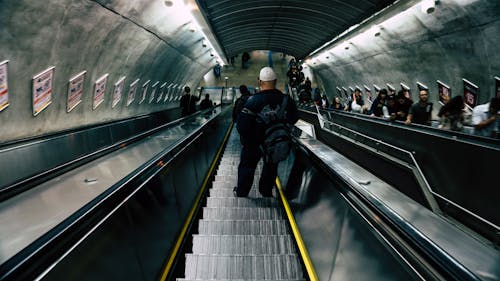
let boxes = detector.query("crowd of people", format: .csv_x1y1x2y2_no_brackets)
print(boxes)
306,85,499,138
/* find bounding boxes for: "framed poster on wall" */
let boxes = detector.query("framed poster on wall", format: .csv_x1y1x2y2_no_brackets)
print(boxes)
149,81,159,104
164,83,172,102
416,82,428,91
93,73,108,110
127,79,139,106
386,83,395,96
341,87,348,99
364,85,372,102
158,82,166,103
373,84,381,93
495,76,500,98
437,80,451,105
67,71,86,112
400,83,411,100
463,78,479,109
32,66,55,116
140,80,150,104
0,60,9,112
336,86,342,97
112,76,126,108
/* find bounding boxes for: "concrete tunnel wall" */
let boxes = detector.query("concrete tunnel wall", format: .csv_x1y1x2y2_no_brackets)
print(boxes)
312,0,500,109
0,0,215,143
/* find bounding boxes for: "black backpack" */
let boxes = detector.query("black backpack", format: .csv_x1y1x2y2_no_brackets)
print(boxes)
243,96,291,163
233,94,251,121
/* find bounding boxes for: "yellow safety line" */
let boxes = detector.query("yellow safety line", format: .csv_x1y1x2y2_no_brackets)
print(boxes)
159,123,233,281
276,177,319,281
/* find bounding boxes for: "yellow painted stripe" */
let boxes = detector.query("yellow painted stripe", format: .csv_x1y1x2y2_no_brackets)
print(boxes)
159,123,234,281
276,177,319,281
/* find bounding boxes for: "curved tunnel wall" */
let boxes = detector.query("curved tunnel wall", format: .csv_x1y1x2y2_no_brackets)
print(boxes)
0,0,215,143
312,0,500,107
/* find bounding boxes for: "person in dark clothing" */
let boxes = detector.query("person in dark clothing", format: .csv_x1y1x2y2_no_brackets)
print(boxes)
179,86,199,117
200,94,213,110
370,89,388,117
405,89,433,125
242,52,250,69
391,90,411,122
232,85,252,122
235,67,299,197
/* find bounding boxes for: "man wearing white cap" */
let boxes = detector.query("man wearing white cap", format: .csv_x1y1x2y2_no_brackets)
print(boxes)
234,66,299,197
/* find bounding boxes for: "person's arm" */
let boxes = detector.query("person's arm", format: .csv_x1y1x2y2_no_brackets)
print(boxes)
472,106,496,129
405,104,414,125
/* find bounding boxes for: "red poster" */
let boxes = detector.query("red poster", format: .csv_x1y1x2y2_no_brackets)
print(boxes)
437,80,451,105
463,78,478,108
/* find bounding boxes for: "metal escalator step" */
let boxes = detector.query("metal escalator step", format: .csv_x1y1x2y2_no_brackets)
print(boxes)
209,188,260,198
198,220,290,235
206,197,279,208
178,279,306,281
212,182,258,189
183,254,303,280
203,207,285,220
192,235,295,255
214,175,237,182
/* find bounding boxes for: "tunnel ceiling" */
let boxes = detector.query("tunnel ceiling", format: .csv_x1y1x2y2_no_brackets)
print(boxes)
196,0,396,59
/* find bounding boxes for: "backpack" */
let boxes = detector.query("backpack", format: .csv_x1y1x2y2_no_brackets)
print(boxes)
244,96,292,164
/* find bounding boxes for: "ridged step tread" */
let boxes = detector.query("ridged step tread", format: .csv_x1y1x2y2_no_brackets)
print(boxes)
198,220,290,235
192,235,296,255
184,254,303,280
206,197,278,208
203,207,285,220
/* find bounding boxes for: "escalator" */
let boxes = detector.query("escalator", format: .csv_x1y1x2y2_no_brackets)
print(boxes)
0,105,498,280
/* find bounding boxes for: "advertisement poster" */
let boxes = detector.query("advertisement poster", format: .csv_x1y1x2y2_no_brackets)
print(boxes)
164,84,172,102
437,80,451,105
93,73,108,110
348,86,355,94
416,82,428,91
373,84,381,93
400,83,411,99
463,78,478,109
364,85,372,101
158,82,166,103
127,79,139,106
495,77,500,98
67,71,86,112
112,76,126,108
140,80,150,104
150,81,159,103
0,60,9,112
341,87,348,99
386,83,395,96
32,66,55,116
336,86,342,97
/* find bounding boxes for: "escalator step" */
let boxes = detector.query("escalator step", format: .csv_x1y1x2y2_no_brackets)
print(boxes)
206,197,279,208
198,220,290,235
192,235,295,255
183,254,303,280
203,207,285,220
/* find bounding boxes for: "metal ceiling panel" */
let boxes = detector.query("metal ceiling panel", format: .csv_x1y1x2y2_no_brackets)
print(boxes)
196,0,396,59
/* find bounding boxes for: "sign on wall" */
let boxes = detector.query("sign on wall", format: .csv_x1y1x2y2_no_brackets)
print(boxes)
112,76,126,108
364,85,372,102
416,82,428,91
386,83,396,96
495,76,500,98
93,73,108,110
127,79,139,106
158,82,166,103
437,80,451,105
32,66,55,116
140,80,150,104
463,78,479,109
150,81,159,104
0,60,9,112
373,84,381,93
164,83,172,102
67,71,86,112
336,86,342,97
400,83,411,99
341,87,348,99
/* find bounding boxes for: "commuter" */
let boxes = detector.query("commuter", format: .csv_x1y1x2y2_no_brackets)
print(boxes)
286,65,301,88
288,58,297,69
405,89,433,125
321,94,330,108
234,67,299,197
232,85,252,122
330,96,345,110
390,90,411,121
242,52,250,69
179,86,199,117
438,95,465,131
348,88,365,113
472,97,500,138
213,63,221,79
370,88,388,118
199,94,213,110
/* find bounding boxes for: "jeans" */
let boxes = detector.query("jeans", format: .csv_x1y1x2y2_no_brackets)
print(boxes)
236,144,278,197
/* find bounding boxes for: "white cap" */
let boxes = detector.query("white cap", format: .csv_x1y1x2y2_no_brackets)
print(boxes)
259,67,277,82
